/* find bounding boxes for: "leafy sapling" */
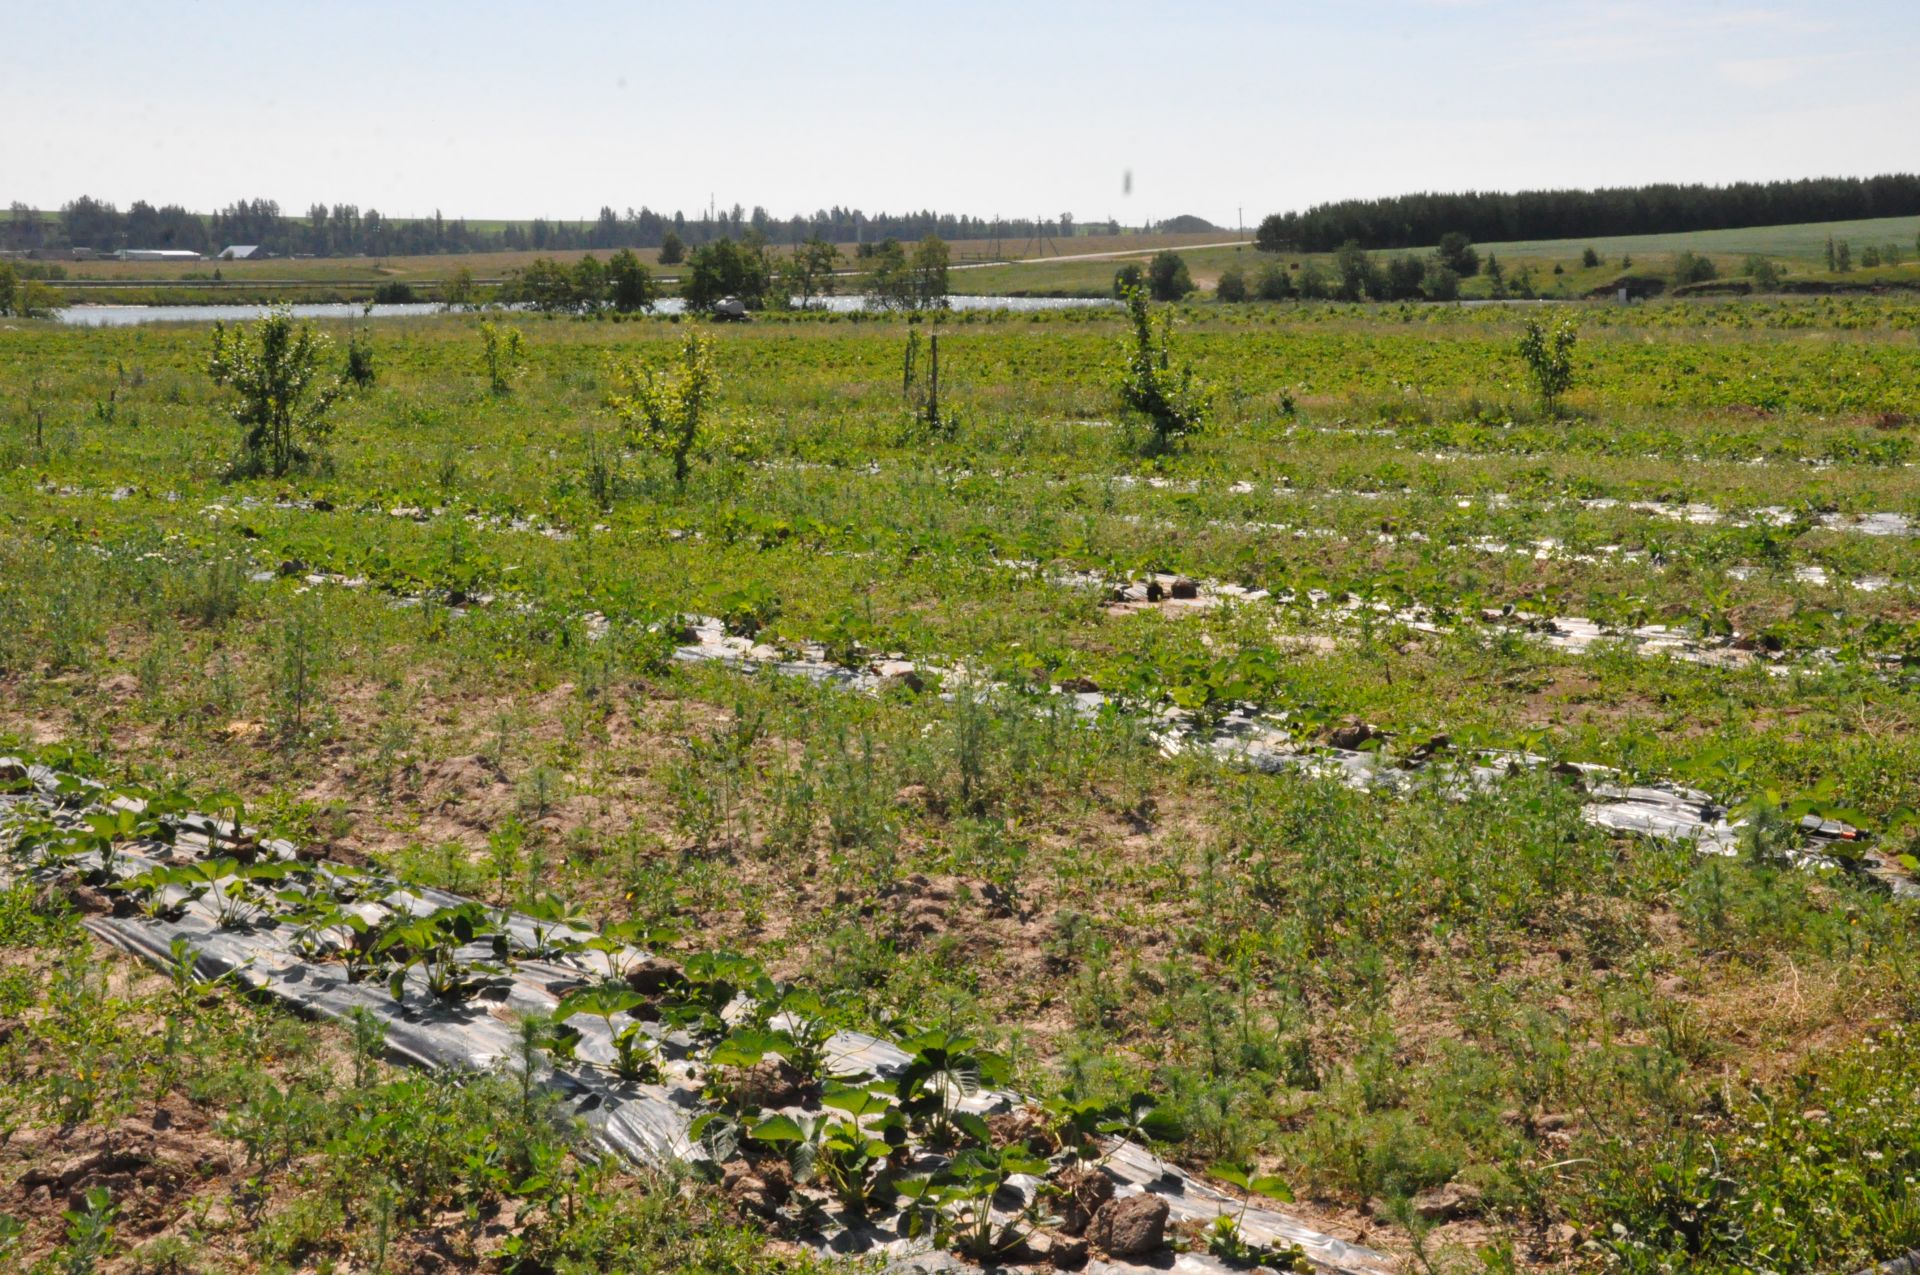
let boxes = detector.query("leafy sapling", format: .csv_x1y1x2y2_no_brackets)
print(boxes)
604,332,717,488
1516,317,1578,415
477,320,528,395
1115,287,1210,454
207,307,348,477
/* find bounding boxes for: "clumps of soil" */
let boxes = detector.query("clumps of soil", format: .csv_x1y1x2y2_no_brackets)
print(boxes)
410,751,516,830
722,1158,794,1220
1055,1163,1115,1237
1086,1192,1170,1258
849,873,1067,994
0,1098,233,1255
728,1058,812,1110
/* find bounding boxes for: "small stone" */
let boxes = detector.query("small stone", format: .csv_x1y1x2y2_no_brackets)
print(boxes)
1327,721,1376,751
1534,1112,1574,1133
66,883,113,915
1049,1235,1090,1270
880,669,925,695
1410,1181,1483,1222
1088,1193,1169,1257
1169,577,1199,600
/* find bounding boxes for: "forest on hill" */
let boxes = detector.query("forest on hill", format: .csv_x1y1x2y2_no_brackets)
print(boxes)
1256,174,1920,252
2,198,1182,258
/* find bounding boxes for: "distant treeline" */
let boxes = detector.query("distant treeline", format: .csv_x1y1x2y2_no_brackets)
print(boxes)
1256,175,1920,253
0,197,1201,257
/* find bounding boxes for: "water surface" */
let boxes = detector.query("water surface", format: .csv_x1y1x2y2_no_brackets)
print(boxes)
55,295,1116,326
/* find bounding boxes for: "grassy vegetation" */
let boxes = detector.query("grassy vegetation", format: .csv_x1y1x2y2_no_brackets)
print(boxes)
954,216,1920,299
40,232,1238,307
1473,214,1920,264
3,296,1920,1270
0,883,817,1273
43,216,1919,308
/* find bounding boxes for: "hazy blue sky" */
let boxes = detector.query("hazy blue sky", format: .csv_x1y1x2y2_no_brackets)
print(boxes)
9,0,1915,226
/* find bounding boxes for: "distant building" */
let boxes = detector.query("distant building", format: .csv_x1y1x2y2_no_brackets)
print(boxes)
217,245,266,260
118,249,203,262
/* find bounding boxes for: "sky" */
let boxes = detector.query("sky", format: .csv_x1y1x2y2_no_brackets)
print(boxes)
8,0,1917,229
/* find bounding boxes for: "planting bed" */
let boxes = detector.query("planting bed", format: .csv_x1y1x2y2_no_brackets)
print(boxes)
4,297,1920,1273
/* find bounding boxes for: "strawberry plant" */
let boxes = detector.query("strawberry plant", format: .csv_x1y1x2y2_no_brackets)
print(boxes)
890,1029,1011,1146
747,1095,900,1215
903,1143,1057,1261
375,902,507,1002
518,892,592,959
1208,1163,1303,1266
553,983,661,1083
564,917,679,981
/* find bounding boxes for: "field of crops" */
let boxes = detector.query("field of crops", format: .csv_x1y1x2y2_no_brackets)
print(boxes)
955,216,1920,299
4,295,1920,1272
44,231,1231,287
1472,215,1920,266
